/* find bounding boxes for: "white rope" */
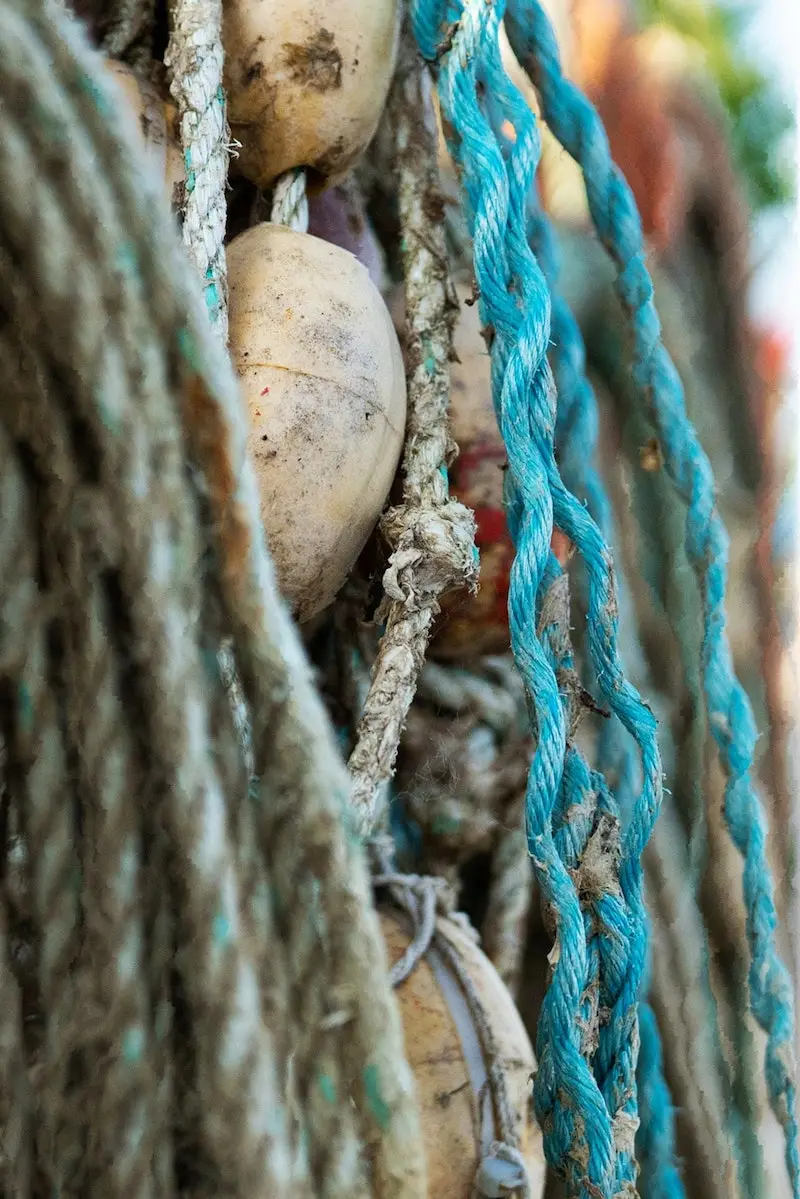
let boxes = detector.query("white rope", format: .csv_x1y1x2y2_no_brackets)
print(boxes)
270,168,309,233
165,0,230,340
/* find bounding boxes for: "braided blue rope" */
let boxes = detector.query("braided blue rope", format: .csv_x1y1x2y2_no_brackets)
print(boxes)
538,556,636,1192
522,187,684,1199
413,4,675,1191
412,3,618,1190
476,35,665,1194
481,76,682,1194
503,2,800,1189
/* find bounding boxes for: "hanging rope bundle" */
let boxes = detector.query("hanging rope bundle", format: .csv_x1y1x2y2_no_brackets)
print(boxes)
410,1,671,1192
0,2,426,1194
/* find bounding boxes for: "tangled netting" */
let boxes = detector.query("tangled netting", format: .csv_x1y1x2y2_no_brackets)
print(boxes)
413,0,798,1196
0,1,429,1195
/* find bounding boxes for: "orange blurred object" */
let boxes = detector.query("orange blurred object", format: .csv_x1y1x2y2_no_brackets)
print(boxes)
590,35,688,252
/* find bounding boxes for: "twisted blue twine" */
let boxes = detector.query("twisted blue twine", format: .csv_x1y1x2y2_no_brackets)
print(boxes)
504,2,800,1189
522,182,684,1199
412,1,616,1189
412,3,678,1190
476,33,665,1194
482,71,681,1193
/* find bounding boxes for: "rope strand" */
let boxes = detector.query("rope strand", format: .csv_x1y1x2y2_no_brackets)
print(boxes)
504,4,799,1189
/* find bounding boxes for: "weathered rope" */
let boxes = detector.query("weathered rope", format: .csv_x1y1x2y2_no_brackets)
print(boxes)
0,323,175,1194
414,2,674,1191
479,41,668,1193
347,31,478,832
165,0,229,339
504,6,799,1188
412,1,620,1191
0,2,428,1194
511,136,682,1196
270,167,309,232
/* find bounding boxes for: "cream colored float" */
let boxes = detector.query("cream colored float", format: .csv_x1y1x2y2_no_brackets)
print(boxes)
223,0,400,189
380,907,546,1197
227,223,406,622
104,61,183,204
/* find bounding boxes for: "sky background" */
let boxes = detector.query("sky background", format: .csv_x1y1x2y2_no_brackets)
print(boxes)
742,0,798,372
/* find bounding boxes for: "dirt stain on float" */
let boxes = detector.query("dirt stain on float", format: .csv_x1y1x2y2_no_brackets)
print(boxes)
283,29,343,92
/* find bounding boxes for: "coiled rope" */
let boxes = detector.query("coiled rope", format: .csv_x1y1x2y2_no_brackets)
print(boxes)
0,1,427,1195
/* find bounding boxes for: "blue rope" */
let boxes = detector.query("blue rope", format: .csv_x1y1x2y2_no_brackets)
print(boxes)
412,2,616,1189
412,4,675,1191
538,555,634,1193
522,187,684,1199
504,2,800,1190
477,35,666,1194
482,76,681,1192
636,997,685,1199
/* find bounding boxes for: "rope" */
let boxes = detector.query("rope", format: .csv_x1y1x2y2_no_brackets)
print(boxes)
270,167,309,232
0,3,428,1195
397,655,532,989
504,3,799,1189
499,115,682,1197
412,2,618,1191
165,0,229,339
347,31,478,833
412,3,672,1191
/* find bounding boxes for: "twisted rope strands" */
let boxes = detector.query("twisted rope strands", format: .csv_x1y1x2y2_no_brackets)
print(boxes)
347,33,478,831
412,1,616,1190
0,328,163,1198
538,565,640,1194
0,881,31,1195
175,353,427,1199
165,0,229,338
459,11,663,1188
270,168,309,231
14,18,350,1189
2,213,293,1199
504,3,799,1185
0,15,298,1195
521,182,682,1198
0,417,82,1189
166,0,278,1051
26,5,426,1188
479,53,667,1193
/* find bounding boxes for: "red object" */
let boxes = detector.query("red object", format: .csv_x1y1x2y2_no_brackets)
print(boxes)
591,37,687,252
754,326,790,390
432,435,575,658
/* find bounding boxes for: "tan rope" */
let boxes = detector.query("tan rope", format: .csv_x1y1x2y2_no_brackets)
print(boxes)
0,2,427,1195
347,31,478,833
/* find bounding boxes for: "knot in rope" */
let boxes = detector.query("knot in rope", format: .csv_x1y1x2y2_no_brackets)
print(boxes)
379,500,479,614
475,1141,532,1198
